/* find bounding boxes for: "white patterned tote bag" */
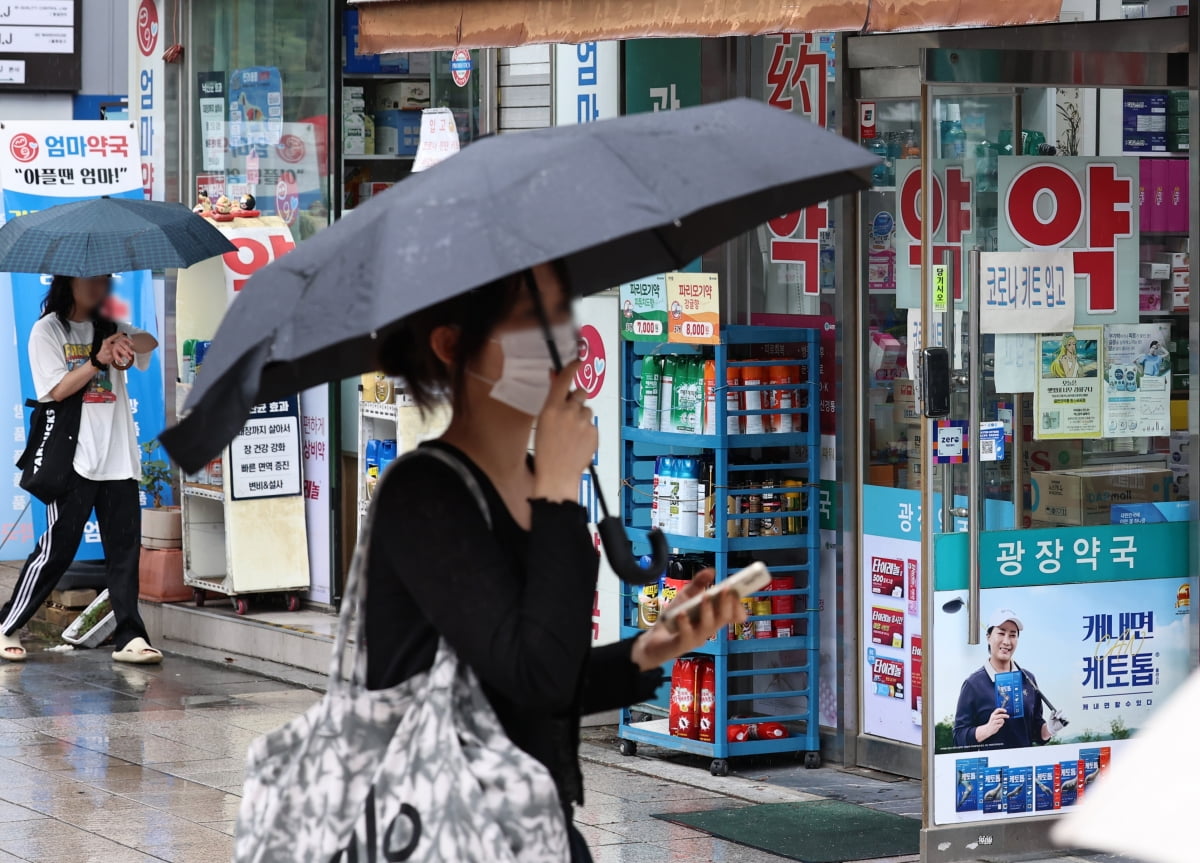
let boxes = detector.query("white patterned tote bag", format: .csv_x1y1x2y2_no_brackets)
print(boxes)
234,448,570,863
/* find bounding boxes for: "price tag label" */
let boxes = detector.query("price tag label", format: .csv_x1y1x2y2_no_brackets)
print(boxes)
932,264,949,313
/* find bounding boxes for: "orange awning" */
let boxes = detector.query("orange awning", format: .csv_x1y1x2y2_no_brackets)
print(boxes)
351,0,1065,52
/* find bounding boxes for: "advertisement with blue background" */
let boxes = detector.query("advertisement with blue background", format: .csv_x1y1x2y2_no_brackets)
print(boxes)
0,122,167,561
931,522,1192,825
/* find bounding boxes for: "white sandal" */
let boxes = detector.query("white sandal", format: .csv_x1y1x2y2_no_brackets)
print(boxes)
112,637,163,665
1,631,26,663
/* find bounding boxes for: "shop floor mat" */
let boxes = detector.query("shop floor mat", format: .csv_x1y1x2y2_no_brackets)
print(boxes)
655,798,920,862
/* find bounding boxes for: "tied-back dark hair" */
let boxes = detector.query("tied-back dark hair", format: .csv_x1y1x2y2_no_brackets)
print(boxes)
41,275,111,330
377,262,571,412
377,273,526,412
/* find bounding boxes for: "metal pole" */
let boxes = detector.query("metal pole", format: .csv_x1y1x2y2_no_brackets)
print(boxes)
918,79,935,832
966,249,982,646
941,247,955,537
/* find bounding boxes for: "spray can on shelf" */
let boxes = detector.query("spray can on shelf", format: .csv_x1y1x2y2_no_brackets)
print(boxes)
703,360,717,435
658,357,677,433
726,366,742,434
651,456,676,532
741,365,766,434
674,457,700,537
697,660,717,744
638,356,662,431
753,598,774,639
771,575,796,638
769,366,794,434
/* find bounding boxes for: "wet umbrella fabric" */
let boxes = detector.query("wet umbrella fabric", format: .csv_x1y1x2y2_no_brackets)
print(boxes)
0,197,237,277
161,98,875,473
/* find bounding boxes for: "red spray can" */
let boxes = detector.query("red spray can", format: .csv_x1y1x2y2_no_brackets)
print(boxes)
697,660,717,744
669,657,700,739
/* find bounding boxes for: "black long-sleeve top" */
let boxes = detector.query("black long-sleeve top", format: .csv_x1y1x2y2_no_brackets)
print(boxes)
364,442,663,805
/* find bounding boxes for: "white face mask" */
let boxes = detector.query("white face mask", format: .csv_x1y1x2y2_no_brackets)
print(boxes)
471,322,579,416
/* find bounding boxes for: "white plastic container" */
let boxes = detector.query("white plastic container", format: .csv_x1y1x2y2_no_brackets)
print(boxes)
62,590,116,648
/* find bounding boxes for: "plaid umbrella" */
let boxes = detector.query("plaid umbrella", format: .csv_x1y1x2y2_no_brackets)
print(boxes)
0,197,237,277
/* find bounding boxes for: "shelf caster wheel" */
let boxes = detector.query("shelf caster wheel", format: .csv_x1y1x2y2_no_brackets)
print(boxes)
618,740,637,757
710,759,729,778
193,589,205,608
804,752,822,770
285,593,301,612
234,597,250,616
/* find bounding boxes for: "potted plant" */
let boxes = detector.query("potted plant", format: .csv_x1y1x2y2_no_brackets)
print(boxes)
140,440,181,550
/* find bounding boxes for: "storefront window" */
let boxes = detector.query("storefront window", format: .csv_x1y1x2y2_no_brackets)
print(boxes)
188,0,333,240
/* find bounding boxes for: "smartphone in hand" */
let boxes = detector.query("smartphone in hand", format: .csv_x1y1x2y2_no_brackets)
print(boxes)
659,562,771,633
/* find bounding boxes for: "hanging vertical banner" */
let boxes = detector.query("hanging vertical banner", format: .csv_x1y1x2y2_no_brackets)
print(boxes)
1034,327,1103,440
0,121,168,559
895,159,976,309
1101,323,1172,437
998,158,1139,325
198,71,227,173
553,42,618,126
575,293,622,647
763,34,834,306
129,0,163,200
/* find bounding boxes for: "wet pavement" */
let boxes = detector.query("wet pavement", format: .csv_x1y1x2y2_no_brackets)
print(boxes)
0,639,1140,863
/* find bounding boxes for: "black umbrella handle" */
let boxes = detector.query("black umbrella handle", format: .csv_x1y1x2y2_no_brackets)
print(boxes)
524,270,671,585
600,517,671,585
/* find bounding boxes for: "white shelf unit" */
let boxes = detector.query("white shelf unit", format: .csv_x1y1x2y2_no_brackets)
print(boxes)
355,387,452,538
175,217,312,615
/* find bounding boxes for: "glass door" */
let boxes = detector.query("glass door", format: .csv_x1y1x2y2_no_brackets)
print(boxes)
919,78,1195,860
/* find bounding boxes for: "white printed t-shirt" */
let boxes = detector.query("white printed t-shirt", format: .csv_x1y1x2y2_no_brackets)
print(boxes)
29,315,151,482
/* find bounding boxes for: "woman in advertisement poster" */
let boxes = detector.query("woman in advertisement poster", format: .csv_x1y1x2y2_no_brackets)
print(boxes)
364,264,744,862
1049,333,1080,378
0,276,162,665
953,610,1067,750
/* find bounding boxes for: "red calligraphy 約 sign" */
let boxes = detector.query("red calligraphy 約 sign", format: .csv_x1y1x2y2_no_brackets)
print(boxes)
764,34,831,298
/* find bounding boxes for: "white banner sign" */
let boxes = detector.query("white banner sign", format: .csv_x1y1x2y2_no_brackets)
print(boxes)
554,42,620,126
0,2,73,26
980,251,1075,334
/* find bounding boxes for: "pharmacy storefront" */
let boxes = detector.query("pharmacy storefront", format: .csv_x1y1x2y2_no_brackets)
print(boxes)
844,14,1199,859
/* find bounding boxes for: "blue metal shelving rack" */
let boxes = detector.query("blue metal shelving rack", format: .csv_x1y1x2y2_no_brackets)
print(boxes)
617,326,823,776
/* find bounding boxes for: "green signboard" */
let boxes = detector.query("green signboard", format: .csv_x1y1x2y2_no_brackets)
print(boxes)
623,39,702,115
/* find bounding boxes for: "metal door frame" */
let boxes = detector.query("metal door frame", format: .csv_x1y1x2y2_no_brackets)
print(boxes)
847,14,1198,859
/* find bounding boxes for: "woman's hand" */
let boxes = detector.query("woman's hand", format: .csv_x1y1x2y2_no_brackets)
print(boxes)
94,333,125,366
631,570,746,671
110,335,136,370
532,360,597,503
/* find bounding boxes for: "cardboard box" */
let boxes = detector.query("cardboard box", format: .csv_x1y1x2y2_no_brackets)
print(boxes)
1126,133,1168,153
1158,251,1189,270
1168,131,1190,152
1141,261,1170,280
1151,158,1167,231
1168,91,1190,115
1124,92,1168,113
1111,500,1191,523
1167,114,1190,133
868,463,899,487
1139,284,1164,312
1124,111,1167,133
374,82,431,111
1169,287,1190,311
1172,399,1189,430
1031,466,1173,526
373,110,422,155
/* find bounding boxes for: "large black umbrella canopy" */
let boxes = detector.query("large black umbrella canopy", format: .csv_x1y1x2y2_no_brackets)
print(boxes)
162,98,874,472
0,197,237,277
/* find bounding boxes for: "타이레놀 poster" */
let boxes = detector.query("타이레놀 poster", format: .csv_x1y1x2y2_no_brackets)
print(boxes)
1035,327,1102,440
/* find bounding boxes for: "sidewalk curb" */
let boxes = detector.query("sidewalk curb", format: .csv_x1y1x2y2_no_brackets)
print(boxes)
578,741,824,805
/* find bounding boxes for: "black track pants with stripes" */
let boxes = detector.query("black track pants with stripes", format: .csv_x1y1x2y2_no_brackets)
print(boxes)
1,476,150,652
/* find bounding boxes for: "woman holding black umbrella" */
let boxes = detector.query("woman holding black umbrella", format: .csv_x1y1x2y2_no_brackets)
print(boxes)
365,262,743,861
1,275,162,665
